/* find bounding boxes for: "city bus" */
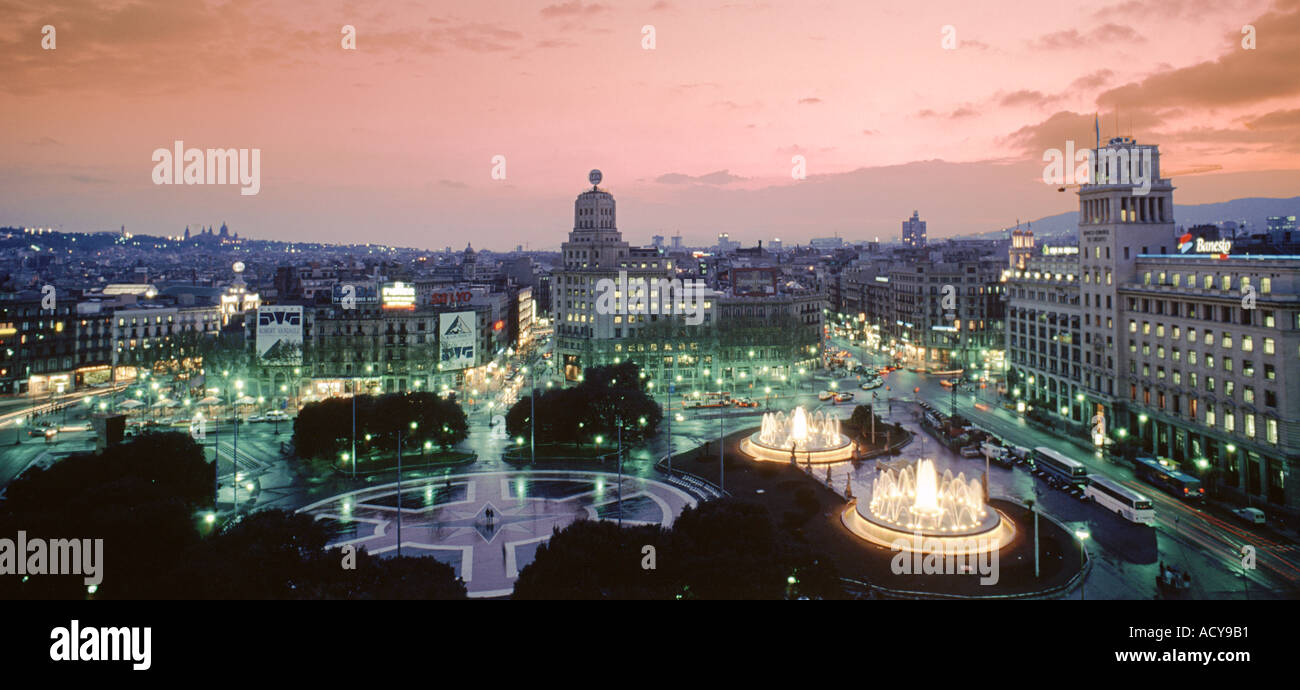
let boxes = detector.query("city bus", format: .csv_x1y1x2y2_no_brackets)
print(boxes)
683,391,731,409
1031,447,1089,486
1085,475,1156,525
1132,456,1205,502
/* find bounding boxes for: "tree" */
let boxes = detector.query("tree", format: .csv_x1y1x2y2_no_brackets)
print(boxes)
504,362,662,446
511,498,845,600
164,510,467,600
293,392,468,461
0,431,212,599
513,520,671,600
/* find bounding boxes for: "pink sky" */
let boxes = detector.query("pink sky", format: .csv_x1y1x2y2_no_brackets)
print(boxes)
3,0,1300,248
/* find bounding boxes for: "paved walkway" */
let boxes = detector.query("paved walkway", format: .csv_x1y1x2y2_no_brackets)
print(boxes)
297,470,697,597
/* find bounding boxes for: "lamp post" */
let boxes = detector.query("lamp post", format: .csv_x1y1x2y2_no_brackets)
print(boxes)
351,376,358,479
1027,497,1039,578
232,379,243,513
1075,528,1091,599
396,420,416,556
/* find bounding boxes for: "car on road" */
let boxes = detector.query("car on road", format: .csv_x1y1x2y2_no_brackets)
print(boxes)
266,410,289,421
817,390,835,401
860,379,882,391
246,414,266,423
960,445,982,458
939,379,958,388
1233,507,1266,525
835,392,854,402
730,397,759,408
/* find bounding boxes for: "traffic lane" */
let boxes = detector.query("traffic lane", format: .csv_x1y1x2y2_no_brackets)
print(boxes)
1132,483,1300,589
893,368,1300,593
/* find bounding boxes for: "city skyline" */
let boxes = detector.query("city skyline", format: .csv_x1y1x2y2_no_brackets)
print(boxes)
4,0,1300,247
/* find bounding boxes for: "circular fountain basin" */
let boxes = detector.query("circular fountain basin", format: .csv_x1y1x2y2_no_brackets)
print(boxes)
740,406,856,464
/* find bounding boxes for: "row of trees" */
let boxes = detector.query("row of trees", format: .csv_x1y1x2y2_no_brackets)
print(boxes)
0,431,465,599
503,362,663,447
293,392,469,461
513,498,844,599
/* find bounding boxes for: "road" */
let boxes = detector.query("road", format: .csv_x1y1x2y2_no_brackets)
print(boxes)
828,335,1300,599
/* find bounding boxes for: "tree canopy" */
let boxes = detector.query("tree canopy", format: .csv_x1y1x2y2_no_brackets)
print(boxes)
293,392,468,460
504,362,662,447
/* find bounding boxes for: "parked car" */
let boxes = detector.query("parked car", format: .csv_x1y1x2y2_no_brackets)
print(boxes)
1233,507,1266,525
960,445,982,458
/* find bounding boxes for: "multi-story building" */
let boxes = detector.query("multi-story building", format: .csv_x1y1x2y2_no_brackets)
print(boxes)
552,173,824,392
889,257,1006,370
1005,245,1083,422
1005,137,1300,511
0,290,113,396
109,302,223,371
902,210,927,248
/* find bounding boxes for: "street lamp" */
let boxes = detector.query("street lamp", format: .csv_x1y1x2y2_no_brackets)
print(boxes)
396,420,417,556
1074,528,1091,600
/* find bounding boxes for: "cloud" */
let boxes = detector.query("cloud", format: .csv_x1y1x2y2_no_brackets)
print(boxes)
654,170,747,185
540,2,609,19
1244,109,1300,130
1095,1,1300,112
999,90,1060,108
1069,69,1116,92
917,105,978,119
1029,23,1145,50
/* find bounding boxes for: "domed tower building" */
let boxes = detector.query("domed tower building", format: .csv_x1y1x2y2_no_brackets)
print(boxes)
553,170,678,380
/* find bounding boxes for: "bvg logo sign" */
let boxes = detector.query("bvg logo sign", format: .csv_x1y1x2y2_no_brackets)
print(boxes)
443,315,472,336
258,310,302,326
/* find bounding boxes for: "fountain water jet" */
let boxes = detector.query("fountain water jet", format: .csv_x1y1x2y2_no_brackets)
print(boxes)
741,406,854,464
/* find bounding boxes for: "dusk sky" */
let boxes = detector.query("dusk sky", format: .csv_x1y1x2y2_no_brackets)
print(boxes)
3,0,1300,249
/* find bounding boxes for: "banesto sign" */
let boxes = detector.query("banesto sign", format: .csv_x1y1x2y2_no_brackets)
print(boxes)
431,290,474,306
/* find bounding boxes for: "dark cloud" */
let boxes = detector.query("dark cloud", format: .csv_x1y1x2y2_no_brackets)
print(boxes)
1096,1,1300,112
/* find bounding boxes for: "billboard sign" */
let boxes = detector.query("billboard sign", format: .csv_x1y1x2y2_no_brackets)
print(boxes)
257,306,303,364
381,281,416,310
430,290,475,307
439,311,476,370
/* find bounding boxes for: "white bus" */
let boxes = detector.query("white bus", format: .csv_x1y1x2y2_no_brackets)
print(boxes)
1085,475,1155,525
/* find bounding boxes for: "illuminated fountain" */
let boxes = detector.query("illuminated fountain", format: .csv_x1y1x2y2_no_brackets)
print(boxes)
739,406,854,464
843,458,1014,554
